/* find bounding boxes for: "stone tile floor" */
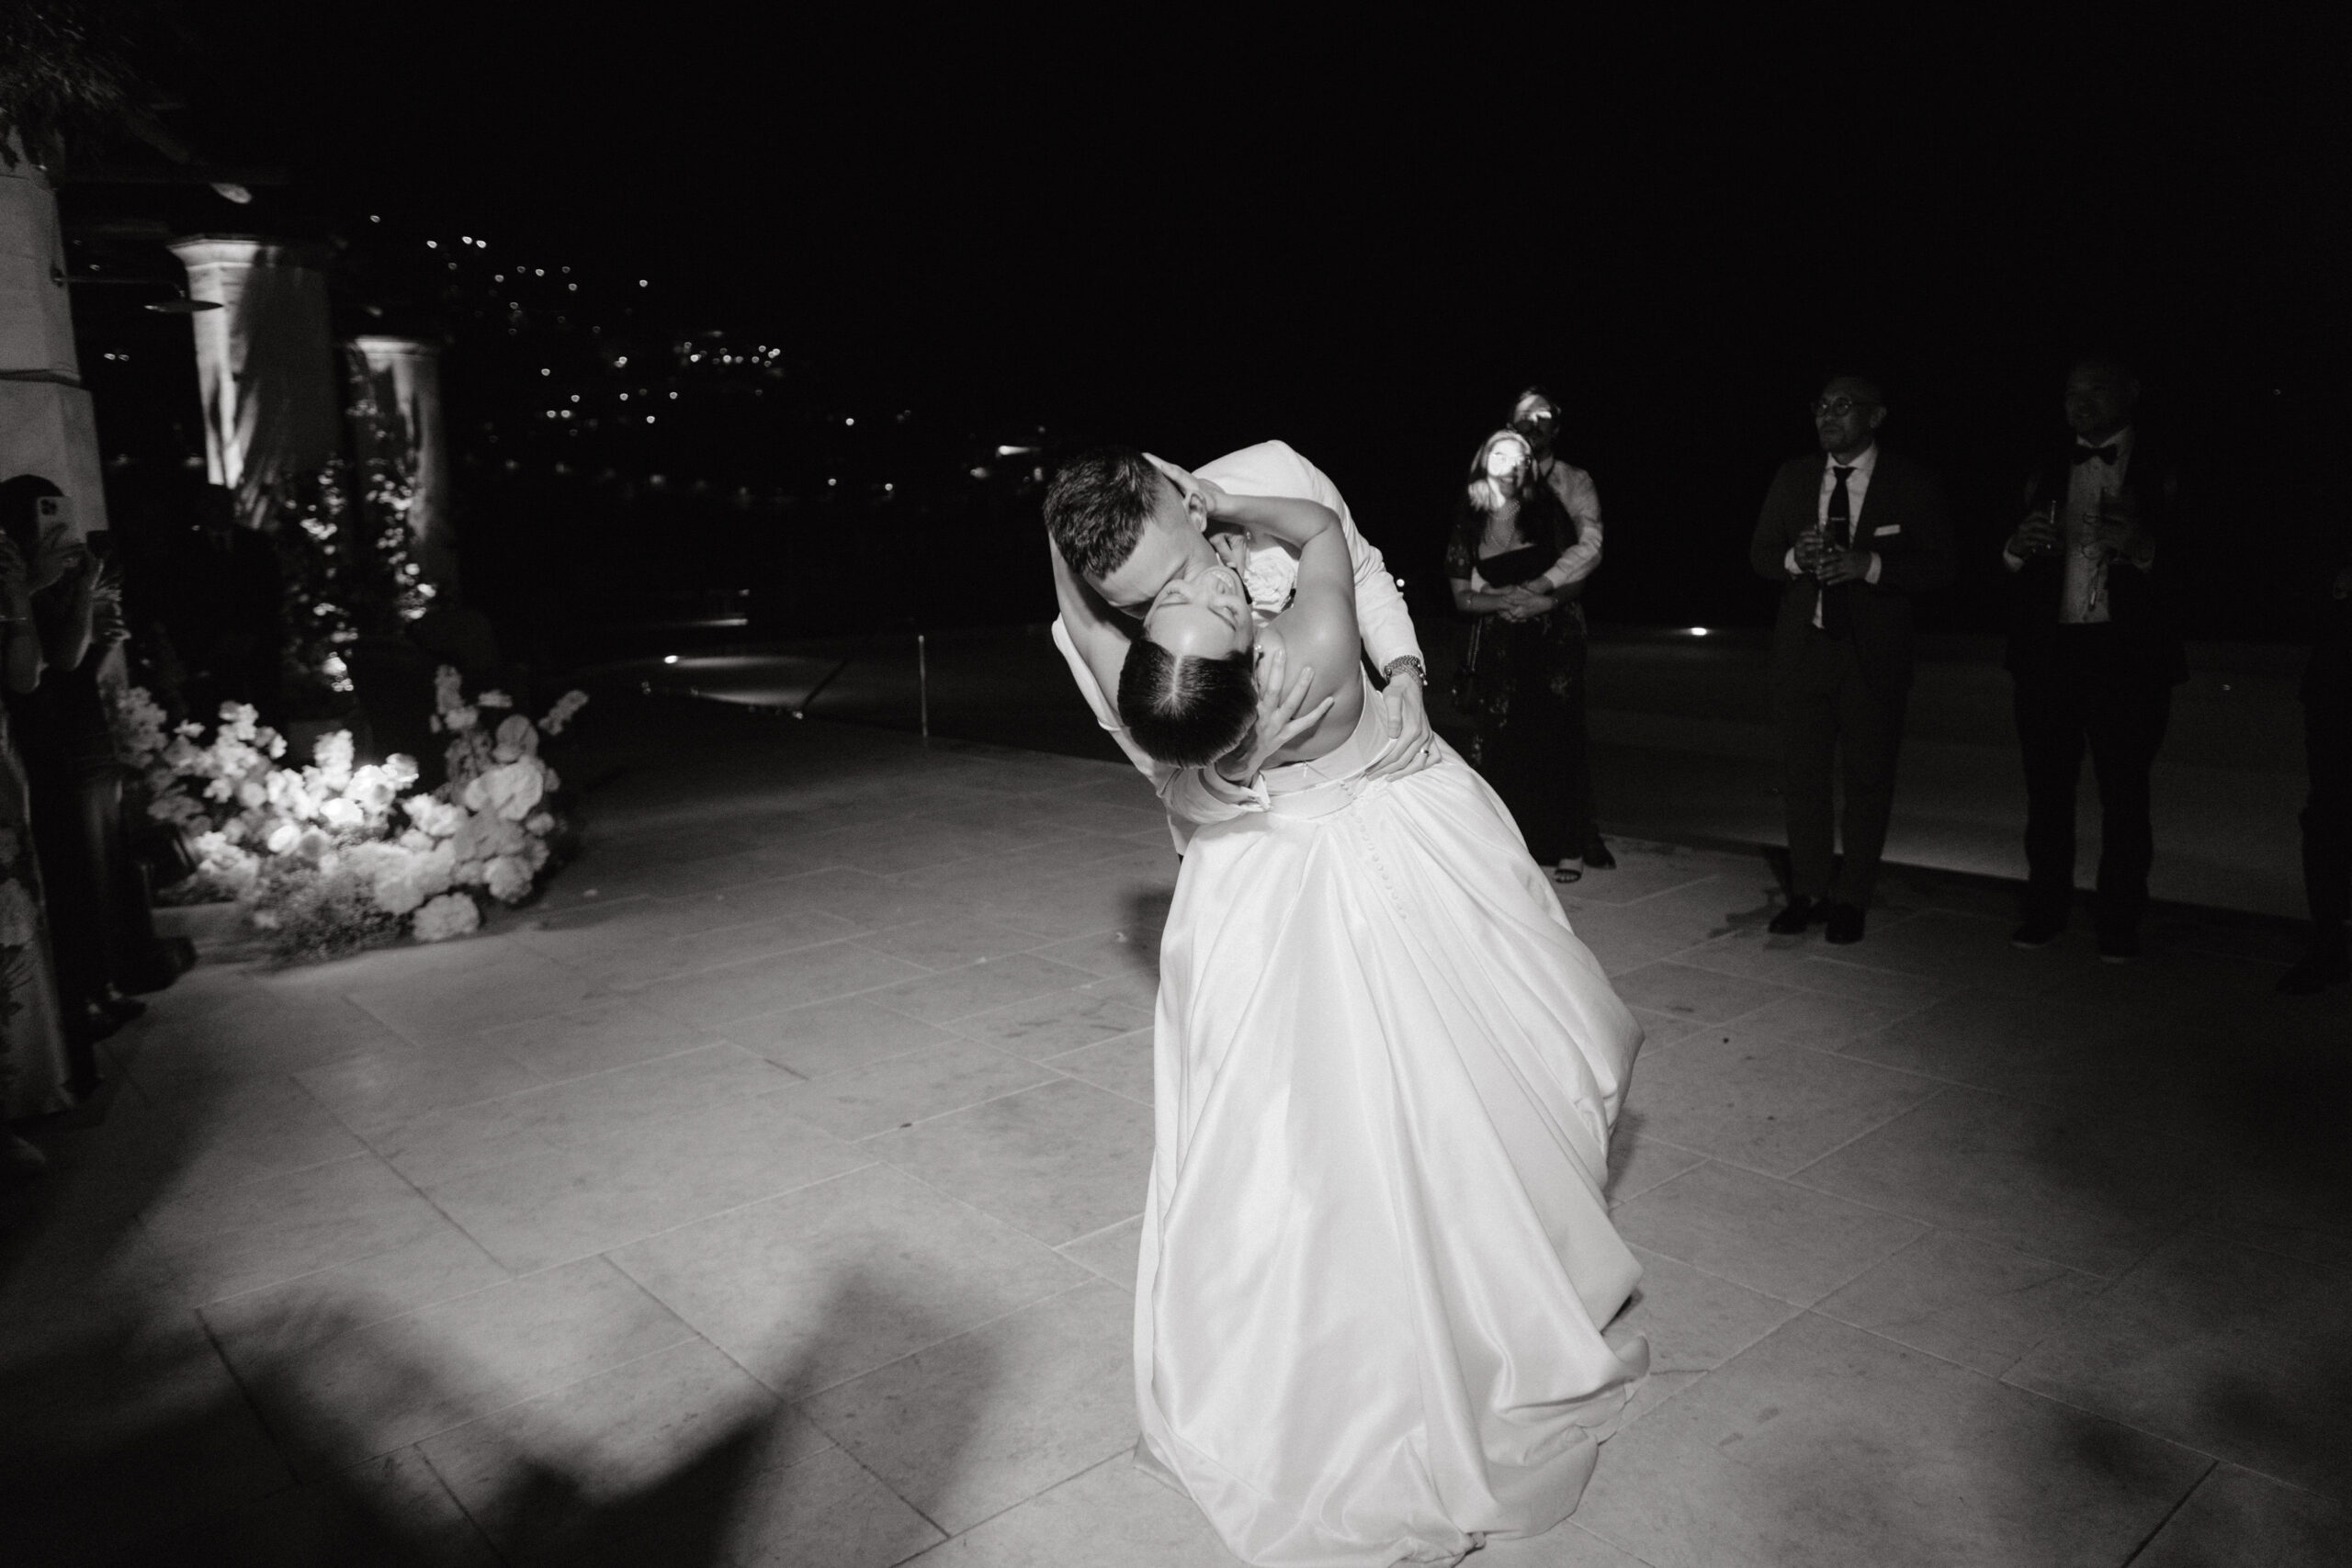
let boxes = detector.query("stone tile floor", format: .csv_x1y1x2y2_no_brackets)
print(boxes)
2,701,2346,1566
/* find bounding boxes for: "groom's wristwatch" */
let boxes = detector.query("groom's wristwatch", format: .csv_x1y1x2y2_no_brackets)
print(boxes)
1381,657,1426,687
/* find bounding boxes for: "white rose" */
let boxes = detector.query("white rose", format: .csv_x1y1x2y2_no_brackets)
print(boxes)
415,841,457,897
484,853,533,903
374,866,427,916
412,891,481,942
311,730,356,784
266,821,300,855
404,795,466,839
464,759,546,822
346,769,397,813
492,714,537,763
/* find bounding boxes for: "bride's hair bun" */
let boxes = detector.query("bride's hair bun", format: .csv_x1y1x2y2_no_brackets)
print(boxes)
1119,640,1256,767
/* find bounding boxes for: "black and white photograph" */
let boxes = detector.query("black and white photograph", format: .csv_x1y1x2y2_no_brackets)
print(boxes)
0,6,2346,1564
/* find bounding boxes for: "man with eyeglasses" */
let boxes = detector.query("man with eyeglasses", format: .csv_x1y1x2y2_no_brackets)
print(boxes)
1748,374,1956,943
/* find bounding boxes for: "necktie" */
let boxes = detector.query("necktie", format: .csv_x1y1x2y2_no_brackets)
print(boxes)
2073,445,2120,466
1822,465,1855,637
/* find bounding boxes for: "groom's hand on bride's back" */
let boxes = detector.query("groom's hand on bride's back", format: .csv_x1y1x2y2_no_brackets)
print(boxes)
1214,641,1333,785
1360,666,1434,782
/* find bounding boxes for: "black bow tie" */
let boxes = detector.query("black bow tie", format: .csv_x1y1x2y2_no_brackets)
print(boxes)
2073,445,2120,466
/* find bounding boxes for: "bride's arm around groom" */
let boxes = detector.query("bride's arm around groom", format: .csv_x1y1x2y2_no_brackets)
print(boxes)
1048,439,1430,849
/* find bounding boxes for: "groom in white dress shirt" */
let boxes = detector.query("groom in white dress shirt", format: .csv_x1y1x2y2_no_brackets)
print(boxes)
1045,440,1433,849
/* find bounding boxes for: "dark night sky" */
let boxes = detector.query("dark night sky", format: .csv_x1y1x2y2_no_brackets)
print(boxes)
136,7,2352,628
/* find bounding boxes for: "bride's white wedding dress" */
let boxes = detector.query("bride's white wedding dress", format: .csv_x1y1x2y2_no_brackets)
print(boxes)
1135,682,1648,1568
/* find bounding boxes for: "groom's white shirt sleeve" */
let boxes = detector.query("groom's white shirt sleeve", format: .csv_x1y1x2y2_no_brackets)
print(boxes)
1050,440,1424,852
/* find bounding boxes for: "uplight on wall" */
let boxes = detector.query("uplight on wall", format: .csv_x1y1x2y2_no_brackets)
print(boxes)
1688,627,1710,637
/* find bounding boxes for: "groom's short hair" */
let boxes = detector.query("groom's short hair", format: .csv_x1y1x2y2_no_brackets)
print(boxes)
1044,446,1173,581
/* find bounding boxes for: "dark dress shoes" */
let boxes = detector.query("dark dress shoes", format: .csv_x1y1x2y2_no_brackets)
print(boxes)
2010,915,2064,950
2278,939,2351,996
1768,896,1820,936
2096,923,2143,964
1823,903,1866,944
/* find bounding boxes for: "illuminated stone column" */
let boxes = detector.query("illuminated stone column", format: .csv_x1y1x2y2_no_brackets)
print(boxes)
344,334,455,584
169,234,342,529
0,138,106,534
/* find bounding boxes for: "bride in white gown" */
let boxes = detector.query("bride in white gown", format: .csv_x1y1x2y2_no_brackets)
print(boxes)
1112,459,1649,1567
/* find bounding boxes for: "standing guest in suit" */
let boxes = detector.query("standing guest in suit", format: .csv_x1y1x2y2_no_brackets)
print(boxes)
2002,357,2183,961
2281,530,2352,994
1749,375,1957,944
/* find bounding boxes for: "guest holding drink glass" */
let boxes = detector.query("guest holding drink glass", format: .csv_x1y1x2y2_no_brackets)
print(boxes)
1508,389,1613,871
2003,356,2183,961
1750,375,1957,944
1448,428,1599,881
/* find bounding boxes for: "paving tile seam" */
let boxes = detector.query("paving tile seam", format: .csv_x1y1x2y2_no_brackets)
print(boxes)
354,1042,813,1152
861,925,1133,976
1697,1303,2165,1435
1637,1092,1952,1191
1056,1213,1144,1252
789,1277,1119,1441
832,1064,1081,1145
616,939,948,1025
876,1156,1136,1284
177,1307,301,1491
1559,1518,1668,1568
420,1154,890,1280
750,1032,959,1083
2178,1216,2352,1271
406,1441,528,1560
1766,1169,2205,1282
2109,1459,2223,1568
1568,873,1727,910
859,973,1114,1031
1613,1213,1899,1311
133,1148,391,1238
633,1272,1095,1409
1982,1371,2238,1479
1663,945,1962,1008
1802,1295,2101,1387
1602,1134,1710,1207
895,1449,1137,1563
393,1082,840,1193
528,920,896,977
343,1325,711,1475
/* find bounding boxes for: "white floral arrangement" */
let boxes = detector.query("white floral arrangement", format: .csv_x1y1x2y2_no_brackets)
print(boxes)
125,671,587,960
